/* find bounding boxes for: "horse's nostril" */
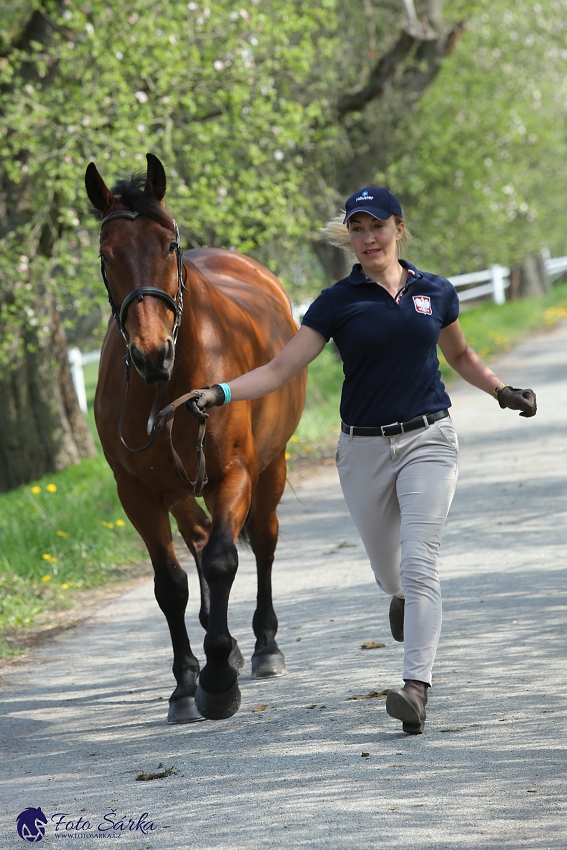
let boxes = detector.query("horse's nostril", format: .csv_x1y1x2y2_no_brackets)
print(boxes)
161,338,174,368
129,345,145,371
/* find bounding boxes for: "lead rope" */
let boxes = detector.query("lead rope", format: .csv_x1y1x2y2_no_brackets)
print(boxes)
154,393,209,495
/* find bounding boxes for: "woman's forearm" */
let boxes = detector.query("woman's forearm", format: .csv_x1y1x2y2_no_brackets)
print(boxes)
227,360,287,401
226,325,327,402
445,345,501,395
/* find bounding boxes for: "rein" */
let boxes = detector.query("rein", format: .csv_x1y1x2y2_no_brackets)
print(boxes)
98,209,208,495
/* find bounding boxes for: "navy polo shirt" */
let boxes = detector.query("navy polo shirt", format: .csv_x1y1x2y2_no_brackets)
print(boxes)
301,260,460,427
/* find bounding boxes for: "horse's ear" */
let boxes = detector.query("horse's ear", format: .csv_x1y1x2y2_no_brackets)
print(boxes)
145,153,166,201
85,162,114,213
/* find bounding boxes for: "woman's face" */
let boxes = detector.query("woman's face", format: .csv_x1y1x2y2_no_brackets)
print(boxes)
348,212,404,276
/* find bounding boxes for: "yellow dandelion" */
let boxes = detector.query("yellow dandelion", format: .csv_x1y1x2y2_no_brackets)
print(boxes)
115,519,125,527
101,521,114,529
285,452,291,460
49,556,57,563
46,483,57,493
31,485,41,495
304,445,312,452
42,553,52,561
61,583,70,589
289,435,300,442
57,530,69,538
41,575,52,583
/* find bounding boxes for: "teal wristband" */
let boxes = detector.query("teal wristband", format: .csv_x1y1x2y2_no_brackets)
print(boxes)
218,382,231,404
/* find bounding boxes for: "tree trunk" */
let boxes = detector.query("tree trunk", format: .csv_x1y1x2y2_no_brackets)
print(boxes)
516,252,550,298
311,241,351,282
0,292,95,492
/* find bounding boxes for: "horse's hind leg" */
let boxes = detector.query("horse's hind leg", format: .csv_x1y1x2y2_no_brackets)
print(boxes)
171,500,245,675
248,451,288,678
114,468,203,724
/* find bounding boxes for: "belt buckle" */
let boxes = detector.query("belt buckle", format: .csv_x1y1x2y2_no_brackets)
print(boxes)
380,421,400,437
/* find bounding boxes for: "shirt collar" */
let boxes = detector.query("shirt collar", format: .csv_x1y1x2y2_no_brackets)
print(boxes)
347,259,422,285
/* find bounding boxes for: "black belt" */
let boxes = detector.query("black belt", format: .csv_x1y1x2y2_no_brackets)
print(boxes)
341,409,449,438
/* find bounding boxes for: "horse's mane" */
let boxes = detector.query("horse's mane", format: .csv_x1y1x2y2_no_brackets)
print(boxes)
108,173,174,229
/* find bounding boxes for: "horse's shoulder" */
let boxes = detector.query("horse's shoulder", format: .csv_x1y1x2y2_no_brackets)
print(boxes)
184,248,292,312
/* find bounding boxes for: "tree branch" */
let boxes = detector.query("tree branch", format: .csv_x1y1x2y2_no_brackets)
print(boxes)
336,28,418,119
336,0,465,120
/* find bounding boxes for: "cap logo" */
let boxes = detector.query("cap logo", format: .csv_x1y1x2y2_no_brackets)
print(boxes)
355,191,374,202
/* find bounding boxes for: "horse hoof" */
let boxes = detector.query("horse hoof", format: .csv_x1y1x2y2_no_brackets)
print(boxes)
195,679,241,720
251,652,288,678
167,696,206,724
229,640,245,675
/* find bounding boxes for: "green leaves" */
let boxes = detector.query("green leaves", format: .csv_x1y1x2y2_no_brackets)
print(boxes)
0,0,340,355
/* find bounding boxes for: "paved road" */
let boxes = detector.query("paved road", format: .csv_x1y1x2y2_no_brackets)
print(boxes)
1,322,566,849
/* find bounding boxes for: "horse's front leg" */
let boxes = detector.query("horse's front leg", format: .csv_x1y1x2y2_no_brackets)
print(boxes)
171,499,246,676
195,470,252,720
114,467,203,724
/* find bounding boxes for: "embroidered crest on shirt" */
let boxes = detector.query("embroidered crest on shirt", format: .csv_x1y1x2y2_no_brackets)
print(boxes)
413,295,432,315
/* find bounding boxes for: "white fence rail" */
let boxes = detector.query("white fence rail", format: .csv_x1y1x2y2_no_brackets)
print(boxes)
545,255,567,281
71,254,567,410
448,264,509,305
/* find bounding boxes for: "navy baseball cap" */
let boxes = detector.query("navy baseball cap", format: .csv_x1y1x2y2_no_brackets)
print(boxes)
343,187,402,223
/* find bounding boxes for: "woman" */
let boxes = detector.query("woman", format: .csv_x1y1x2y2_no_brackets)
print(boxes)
186,186,537,734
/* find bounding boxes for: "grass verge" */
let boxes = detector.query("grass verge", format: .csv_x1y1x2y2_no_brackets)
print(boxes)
0,456,149,658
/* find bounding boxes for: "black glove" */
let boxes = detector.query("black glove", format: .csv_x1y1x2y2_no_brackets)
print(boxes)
185,385,225,419
497,386,537,418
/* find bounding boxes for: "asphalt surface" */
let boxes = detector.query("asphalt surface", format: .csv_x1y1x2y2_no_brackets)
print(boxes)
1,321,566,849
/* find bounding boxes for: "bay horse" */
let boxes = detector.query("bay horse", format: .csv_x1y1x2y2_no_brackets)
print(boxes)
85,153,306,722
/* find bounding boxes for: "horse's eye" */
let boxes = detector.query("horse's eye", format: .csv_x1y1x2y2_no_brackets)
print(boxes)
168,242,177,254
99,251,109,265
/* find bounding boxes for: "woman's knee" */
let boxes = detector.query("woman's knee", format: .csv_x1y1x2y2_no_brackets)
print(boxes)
370,561,402,596
399,539,441,592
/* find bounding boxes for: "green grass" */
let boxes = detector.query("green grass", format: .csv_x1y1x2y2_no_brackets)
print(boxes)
0,456,148,653
1,283,566,655
0,360,147,656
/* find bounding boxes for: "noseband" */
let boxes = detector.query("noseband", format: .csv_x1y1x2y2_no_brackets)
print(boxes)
97,210,207,495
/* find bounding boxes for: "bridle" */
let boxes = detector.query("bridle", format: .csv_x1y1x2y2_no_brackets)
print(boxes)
98,209,207,494
99,209,184,348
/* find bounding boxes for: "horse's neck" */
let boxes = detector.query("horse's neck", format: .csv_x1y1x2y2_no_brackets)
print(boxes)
172,260,229,383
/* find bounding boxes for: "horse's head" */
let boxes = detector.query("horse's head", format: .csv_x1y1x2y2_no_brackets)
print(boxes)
85,153,183,384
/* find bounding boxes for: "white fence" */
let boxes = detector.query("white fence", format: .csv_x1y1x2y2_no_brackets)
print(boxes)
71,254,567,410
68,347,99,414
449,264,509,305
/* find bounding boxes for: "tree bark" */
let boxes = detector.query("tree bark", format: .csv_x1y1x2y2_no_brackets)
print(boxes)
516,253,551,299
311,241,351,282
0,291,95,493
0,2,95,492
336,3,464,120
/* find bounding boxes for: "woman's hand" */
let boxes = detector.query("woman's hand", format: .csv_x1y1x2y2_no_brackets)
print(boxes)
497,386,537,417
185,386,225,419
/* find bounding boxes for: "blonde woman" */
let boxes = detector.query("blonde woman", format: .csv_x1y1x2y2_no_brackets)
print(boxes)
187,187,536,734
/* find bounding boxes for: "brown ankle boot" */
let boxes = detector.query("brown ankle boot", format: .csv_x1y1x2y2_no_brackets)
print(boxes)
389,596,405,642
386,680,428,734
